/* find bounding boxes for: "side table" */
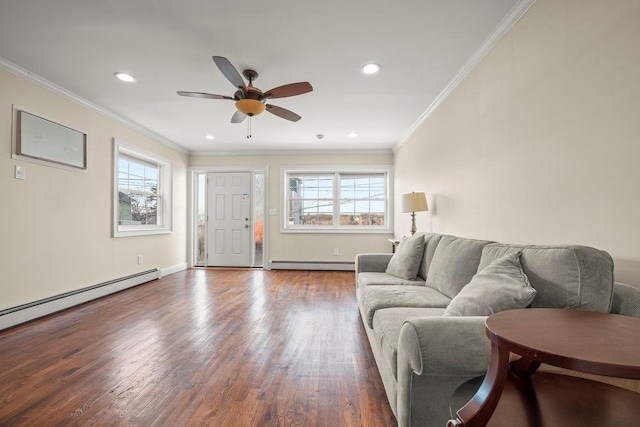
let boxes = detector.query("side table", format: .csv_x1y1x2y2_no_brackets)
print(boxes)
447,308,640,426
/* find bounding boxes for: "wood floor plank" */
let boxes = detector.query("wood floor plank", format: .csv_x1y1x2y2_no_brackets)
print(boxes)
0,269,396,426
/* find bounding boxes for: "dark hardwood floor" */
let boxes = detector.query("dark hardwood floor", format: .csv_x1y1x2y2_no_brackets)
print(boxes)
0,269,397,426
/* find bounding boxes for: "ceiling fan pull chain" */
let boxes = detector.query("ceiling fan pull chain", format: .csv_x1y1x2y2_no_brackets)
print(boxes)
247,116,252,139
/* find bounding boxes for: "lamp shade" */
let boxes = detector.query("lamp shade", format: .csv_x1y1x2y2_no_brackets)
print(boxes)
401,192,428,213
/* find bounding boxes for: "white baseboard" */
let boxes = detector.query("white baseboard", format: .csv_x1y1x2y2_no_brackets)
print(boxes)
269,261,355,271
160,262,188,278
0,269,159,331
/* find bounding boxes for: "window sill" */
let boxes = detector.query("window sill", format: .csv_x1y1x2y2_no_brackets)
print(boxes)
113,227,172,238
280,227,392,234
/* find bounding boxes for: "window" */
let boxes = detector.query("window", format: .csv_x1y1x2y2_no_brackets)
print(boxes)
282,166,392,233
113,139,172,237
288,174,334,226
339,174,386,226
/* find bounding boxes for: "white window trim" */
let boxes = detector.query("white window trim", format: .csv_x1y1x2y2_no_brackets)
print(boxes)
113,139,173,238
280,165,393,234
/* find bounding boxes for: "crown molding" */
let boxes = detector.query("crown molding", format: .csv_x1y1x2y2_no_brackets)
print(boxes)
394,0,537,152
0,57,189,155
189,148,393,157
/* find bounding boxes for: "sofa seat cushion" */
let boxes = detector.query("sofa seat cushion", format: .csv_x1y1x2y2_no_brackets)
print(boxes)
358,272,426,288
373,307,446,380
362,285,451,328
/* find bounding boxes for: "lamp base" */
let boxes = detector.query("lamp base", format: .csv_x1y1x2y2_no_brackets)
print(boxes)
410,212,417,236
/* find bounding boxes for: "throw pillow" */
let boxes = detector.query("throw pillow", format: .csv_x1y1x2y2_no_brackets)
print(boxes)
385,234,426,280
443,251,536,316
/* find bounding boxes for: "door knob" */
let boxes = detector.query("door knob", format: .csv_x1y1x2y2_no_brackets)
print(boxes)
244,224,249,229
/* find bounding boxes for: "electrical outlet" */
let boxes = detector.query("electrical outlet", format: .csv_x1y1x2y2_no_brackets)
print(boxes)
138,255,144,264
333,248,339,256
15,165,25,180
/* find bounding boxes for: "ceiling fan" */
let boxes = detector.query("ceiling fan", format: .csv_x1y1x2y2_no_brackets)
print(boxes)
177,56,313,124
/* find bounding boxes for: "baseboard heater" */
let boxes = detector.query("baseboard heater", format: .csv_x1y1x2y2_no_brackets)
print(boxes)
0,269,159,331
269,261,355,271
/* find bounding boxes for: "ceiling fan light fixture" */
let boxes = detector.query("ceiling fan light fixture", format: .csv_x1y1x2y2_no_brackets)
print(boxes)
236,99,266,116
361,63,381,75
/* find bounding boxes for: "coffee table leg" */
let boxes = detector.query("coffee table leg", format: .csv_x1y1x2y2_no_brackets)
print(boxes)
451,341,510,426
509,356,541,381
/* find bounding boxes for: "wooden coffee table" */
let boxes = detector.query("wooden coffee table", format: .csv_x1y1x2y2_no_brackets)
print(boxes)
447,308,640,426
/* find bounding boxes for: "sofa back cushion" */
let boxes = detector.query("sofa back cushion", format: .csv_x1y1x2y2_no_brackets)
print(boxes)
417,233,443,281
443,251,537,316
478,243,614,312
425,235,493,299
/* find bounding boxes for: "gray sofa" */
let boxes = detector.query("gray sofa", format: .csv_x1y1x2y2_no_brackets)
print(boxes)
355,233,640,427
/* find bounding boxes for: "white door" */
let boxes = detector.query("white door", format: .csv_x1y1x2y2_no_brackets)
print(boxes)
207,172,252,267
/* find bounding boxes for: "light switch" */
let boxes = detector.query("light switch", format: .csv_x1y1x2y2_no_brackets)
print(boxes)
15,165,26,180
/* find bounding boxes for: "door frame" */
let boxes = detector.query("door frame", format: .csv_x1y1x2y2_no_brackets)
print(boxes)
187,166,269,269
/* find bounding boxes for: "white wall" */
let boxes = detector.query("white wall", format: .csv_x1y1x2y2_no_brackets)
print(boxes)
0,68,188,311
394,0,640,285
189,152,394,265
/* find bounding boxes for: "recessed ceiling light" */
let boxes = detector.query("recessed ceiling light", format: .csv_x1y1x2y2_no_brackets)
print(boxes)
361,63,381,75
348,132,359,138
114,72,136,83
205,134,215,140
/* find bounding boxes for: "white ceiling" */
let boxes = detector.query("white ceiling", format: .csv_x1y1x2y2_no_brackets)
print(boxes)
0,0,524,154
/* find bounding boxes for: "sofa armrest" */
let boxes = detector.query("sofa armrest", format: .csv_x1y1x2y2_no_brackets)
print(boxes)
396,316,490,427
611,282,640,317
355,253,393,274
398,316,490,376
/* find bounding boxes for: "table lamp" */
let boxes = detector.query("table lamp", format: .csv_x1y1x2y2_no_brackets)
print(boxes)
402,192,428,235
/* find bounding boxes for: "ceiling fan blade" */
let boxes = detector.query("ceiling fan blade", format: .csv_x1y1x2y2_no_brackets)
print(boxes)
263,82,313,99
265,104,302,122
177,91,234,100
212,56,247,92
231,110,247,123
